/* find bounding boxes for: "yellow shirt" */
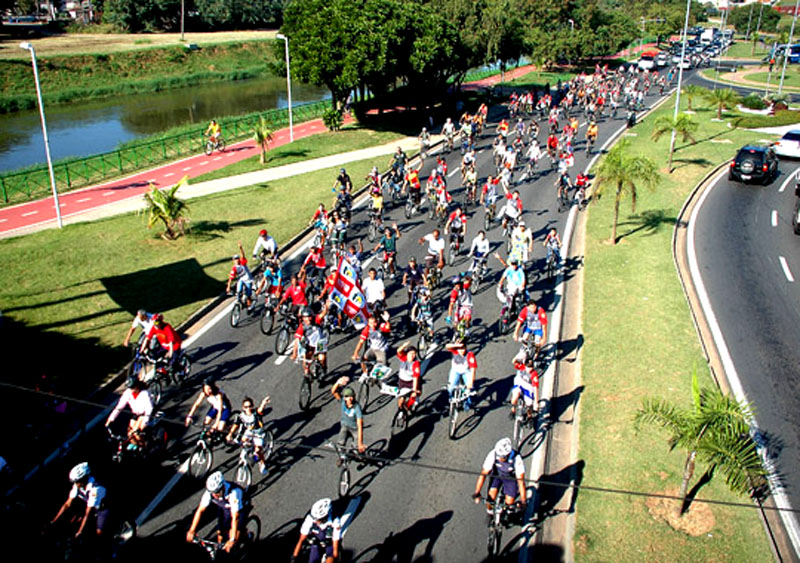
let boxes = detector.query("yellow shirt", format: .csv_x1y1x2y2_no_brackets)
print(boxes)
371,195,384,211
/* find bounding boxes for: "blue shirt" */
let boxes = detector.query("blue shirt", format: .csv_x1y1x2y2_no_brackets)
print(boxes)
502,266,525,289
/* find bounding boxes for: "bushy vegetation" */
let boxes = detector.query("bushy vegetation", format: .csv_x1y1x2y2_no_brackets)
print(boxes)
741,93,767,110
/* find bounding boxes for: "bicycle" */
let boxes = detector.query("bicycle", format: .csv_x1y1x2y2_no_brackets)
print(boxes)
259,287,281,336
192,513,260,561
230,429,274,489
463,179,477,208
586,134,596,154
544,247,561,281
332,441,368,498
274,304,300,356
367,209,383,243
139,348,192,406
356,362,391,412
444,134,455,153
496,290,522,336
468,254,489,290
229,286,255,328
446,232,462,267
556,184,570,213
107,415,168,464
188,425,227,479
480,495,525,558
382,171,404,204
447,384,475,440
296,343,328,411
203,135,226,156
511,401,538,450
483,200,497,231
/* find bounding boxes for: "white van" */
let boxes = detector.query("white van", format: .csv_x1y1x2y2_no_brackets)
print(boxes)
638,54,655,70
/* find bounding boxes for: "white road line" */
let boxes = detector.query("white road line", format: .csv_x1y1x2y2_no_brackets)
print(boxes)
102,192,115,197
214,157,223,161
21,211,38,217
779,256,795,282
135,458,189,527
164,172,175,178
182,167,192,172
0,219,6,223
688,170,800,557
275,353,289,365
200,161,209,166
337,496,362,537
779,172,795,193
184,302,234,348
772,210,778,227
448,168,459,178
76,198,91,203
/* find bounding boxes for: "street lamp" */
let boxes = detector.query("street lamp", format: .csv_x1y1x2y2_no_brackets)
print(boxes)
275,33,294,143
667,0,693,171
779,0,800,95
19,42,62,228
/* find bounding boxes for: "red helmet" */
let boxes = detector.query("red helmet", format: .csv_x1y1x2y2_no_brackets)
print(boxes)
259,229,267,237
153,313,164,324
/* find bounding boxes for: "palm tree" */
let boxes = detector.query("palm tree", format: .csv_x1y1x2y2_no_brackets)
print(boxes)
651,113,698,173
704,88,741,120
253,116,274,164
592,139,660,244
681,84,707,112
142,175,190,240
635,371,767,515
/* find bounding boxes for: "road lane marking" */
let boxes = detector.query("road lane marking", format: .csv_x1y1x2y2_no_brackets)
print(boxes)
780,256,795,282
136,458,189,527
200,161,209,166
772,210,778,227
76,198,91,203
164,172,175,178
21,211,38,217
275,353,289,365
214,157,222,161
778,170,798,193
103,192,115,197
182,167,192,172
448,167,459,178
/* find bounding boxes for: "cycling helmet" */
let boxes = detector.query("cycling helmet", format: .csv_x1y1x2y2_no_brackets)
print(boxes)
340,168,346,174
409,256,417,263
206,471,225,494
301,307,313,317
508,258,519,266
422,127,427,132
259,229,267,237
152,313,164,324
342,387,355,398
311,498,331,520
518,220,525,227
232,254,240,261
69,462,90,482
494,438,513,458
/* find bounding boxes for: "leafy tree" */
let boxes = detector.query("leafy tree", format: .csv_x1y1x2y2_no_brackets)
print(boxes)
728,4,779,34
704,87,741,120
635,371,767,514
142,175,190,240
593,138,660,243
102,0,180,32
253,116,274,164
681,84,707,112
650,113,698,173
194,0,283,30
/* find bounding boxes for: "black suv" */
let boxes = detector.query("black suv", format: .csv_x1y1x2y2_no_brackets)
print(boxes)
729,145,779,185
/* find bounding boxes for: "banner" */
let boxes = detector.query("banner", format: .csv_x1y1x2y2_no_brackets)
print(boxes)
329,256,369,328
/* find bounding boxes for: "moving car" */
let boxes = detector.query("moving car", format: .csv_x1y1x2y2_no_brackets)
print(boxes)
728,145,779,185
773,130,800,159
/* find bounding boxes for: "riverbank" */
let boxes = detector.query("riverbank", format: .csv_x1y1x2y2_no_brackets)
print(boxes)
0,38,277,113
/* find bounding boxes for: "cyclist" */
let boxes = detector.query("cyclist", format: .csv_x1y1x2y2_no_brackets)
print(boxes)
444,205,467,256
447,274,474,337
500,187,523,233
463,165,478,202
526,118,539,144
332,168,352,192
442,117,456,149
366,166,381,194
186,378,232,433
445,341,477,409
461,147,476,180
404,166,422,209
277,273,309,318
419,229,445,277
480,175,500,215
402,256,426,303
395,341,422,413
368,188,384,229
331,382,365,454
546,132,558,162
585,120,598,151
543,227,562,264
472,438,527,511
105,379,154,450
292,307,329,378
226,395,271,475
459,119,473,152
352,311,391,376
205,119,221,145
51,462,109,538
328,211,348,255
123,309,154,348
556,170,571,204
141,313,182,375
291,498,341,563
410,282,434,336
362,267,386,314
575,172,589,206
492,135,506,171
252,229,278,265
226,253,255,312
514,299,548,362
301,243,328,293
186,471,244,553
344,240,365,280
389,147,408,177
509,220,533,265
373,222,401,279
496,256,526,313
468,230,490,275
418,127,431,157
497,118,509,140
510,354,539,420
524,142,542,175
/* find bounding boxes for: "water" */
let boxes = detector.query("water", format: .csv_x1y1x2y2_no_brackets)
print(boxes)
0,75,330,172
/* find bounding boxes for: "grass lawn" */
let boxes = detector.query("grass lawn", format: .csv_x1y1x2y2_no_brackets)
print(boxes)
723,40,771,60
576,96,776,560
0,154,388,396
746,68,800,90
192,125,405,183
499,70,576,89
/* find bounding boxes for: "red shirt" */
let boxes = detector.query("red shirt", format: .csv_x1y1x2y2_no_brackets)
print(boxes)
514,361,539,387
303,248,327,269
147,323,182,351
450,349,477,370
505,193,523,212
283,282,308,306
397,351,421,381
517,306,547,329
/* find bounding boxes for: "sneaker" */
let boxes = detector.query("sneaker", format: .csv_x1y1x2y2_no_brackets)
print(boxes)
259,462,268,475
126,443,138,451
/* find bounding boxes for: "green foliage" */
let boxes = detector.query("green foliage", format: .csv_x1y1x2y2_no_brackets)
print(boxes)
703,87,742,119
651,112,698,171
253,116,274,164
741,93,767,110
728,4,780,34
193,0,284,30
681,84,708,111
102,0,181,32
322,107,344,131
141,175,190,239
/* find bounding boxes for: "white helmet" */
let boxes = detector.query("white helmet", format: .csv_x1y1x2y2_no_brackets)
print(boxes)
494,438,513,458
206,471,225,493
69,462,90,482
311,498,331,520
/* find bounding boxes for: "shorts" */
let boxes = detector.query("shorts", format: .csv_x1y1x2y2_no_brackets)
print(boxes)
337,425,358,448
241,429,266,447
363,348,387,366
457,305,473,321
308,542,334,563
67,501,109,533
522,327,543,344
216,506,242,537
397,377,416,391
425,254,439,270
489,476,519,500
207,405,232,422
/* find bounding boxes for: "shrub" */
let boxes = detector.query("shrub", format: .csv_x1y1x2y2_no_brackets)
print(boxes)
322,107,344,131
741,93,767,110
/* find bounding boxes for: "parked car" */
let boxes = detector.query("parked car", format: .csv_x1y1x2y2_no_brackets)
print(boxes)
774,130,800,159
728,145,779,185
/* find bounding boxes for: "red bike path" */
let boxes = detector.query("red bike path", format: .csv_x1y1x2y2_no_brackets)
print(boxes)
0,45,655,237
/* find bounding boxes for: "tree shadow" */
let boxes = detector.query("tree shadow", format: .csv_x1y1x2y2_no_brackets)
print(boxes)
188,218,263,240
671,156,714,171
616,209,676,242
538,459,585,520
351,510,453,562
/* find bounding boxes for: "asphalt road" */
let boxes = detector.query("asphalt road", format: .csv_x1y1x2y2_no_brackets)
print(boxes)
10,81,668,563
691,163,800,544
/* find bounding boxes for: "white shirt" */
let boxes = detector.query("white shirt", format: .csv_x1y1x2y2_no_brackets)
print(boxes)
252,235,277,257
424,234,445,257
470,235,490,256
526,144,541,160
69,477,106,508
198,482,243,512
362,276,385,304
131,314,154,333
108,388,154,424
481,451,525,477
442,121,455,135
299,514,342,540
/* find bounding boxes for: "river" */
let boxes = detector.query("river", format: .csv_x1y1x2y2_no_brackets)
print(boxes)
0,75,330,173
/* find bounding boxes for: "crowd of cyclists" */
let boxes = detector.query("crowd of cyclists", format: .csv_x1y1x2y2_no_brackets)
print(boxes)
48,61,665,561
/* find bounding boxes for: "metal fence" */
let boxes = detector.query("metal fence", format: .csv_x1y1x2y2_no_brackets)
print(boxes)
0,99,330,206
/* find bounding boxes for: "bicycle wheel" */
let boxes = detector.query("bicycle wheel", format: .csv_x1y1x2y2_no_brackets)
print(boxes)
234,462,252,490
128,358,143,383
298,376,312,411
275,327,290,355
217,138,226,152
242,515,260,548
405,200,413,219
148,425,168,458
260,307,275,335
189,444,213,479
487,527,502,558
513,413,524,449
368,222,377,243
484,210,491,231
230,302,241,328
149,379,163,406
417,332,428,359
262,429,275,463
448,244,456,267
376,265,385,281
339,466,351,498
358,381,370,412
204,140,213,156
175,354,192,383
448,400,458,440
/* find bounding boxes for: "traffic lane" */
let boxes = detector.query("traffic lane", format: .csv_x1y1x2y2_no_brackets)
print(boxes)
131,90,660,556
694,170,800,515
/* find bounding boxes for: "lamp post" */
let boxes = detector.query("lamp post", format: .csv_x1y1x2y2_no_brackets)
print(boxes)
180,0,185,42
667,0,693,172
275,33,294,143
779,0,800,95
19,42,62,228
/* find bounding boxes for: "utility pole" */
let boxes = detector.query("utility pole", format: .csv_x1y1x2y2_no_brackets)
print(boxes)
752,0,765,56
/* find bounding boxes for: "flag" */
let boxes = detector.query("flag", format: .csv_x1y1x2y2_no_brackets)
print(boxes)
329,256,369,328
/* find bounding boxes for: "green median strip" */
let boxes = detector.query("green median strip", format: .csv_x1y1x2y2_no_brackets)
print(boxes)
577,98,774,559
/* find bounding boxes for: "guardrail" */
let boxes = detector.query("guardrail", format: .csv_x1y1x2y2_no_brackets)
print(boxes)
0,99,330,206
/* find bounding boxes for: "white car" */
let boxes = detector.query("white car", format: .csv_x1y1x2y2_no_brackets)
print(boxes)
638,54,655,71
656,53,668,67
679,58,692,70
774,130,800,159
